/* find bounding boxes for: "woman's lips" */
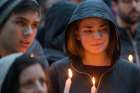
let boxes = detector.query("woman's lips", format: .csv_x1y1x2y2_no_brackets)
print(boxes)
91,42,103,46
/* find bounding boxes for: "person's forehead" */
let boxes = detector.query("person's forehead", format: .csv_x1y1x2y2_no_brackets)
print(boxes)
11,11,41,21
12,9,41,17
80,17,108,25
20,64,45,82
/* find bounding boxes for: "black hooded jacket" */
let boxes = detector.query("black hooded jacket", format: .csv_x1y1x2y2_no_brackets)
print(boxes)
48,0,140,93
37,1,77,64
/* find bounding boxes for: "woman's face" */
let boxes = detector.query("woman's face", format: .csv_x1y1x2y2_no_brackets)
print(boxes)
77,17,110,55
19,64,47,93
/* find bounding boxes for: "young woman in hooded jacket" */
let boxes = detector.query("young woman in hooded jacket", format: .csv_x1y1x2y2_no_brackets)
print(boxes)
48,0,140,93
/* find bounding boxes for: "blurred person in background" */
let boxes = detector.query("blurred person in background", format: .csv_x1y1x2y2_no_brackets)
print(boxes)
0,53,48,93
37,1,77,64
48,0,140,93
112,0,140,64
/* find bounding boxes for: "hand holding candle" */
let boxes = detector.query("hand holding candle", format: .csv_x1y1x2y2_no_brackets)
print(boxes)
91,76,96,93
64,68,73,93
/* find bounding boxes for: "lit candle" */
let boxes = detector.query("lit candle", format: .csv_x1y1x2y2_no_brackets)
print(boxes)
64,68,72,93
91,76,96,93
128,54,133,63
30,53,35,58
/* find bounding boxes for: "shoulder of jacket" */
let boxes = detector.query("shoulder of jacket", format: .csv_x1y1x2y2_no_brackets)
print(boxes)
51,57,70,70
116,58,140,73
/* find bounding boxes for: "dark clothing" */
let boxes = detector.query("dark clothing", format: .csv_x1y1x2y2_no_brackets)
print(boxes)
44,48,67,64
37,1,77,64
103,0,112,7
83,65,112,87
49,57,140,93
26,40,49,68
49,0,140,93
118,26,140,65
0,40,49,68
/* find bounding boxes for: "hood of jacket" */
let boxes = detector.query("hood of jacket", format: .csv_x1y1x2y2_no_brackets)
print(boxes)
0,53,23,92
65,0,120,65
69,0,116,26
0,0,22,26
0,0,39,26
44,1,77,51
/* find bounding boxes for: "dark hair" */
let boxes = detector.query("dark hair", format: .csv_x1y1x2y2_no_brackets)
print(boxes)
65,18,120,64
13,0,41,14
1,0,41,29
65,20,82,62
112,0,118,3
1,54,47,93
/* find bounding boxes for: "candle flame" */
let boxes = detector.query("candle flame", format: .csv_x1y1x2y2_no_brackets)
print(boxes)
128,54,133,63
92,76,96,85
30,53,35,58
68,68,72,78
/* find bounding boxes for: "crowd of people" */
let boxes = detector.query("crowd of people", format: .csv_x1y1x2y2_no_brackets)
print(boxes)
0,0,140,93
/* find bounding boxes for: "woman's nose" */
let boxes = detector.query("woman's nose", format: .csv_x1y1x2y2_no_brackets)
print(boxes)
92,31,102,39
34,80,46,93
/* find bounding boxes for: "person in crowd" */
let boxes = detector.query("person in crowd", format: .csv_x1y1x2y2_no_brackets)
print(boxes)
112,0,140,64
48,0,140,93
104,0,112,7
0,53,48,93
37,0,48,13
0,0,48,67
45,0,80,9
37,1,77,64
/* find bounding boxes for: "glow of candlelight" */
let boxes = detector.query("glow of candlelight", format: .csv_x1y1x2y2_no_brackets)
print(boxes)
128,54,133,63
64,68,72,93
91,76,96,93
30,53,35,58
92,76,95,86
68,68,72,78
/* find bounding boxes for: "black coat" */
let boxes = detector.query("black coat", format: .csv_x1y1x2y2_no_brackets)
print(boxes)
49,57,140,93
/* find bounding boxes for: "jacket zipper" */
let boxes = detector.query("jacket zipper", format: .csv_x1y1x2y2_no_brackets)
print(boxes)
70,63,113,93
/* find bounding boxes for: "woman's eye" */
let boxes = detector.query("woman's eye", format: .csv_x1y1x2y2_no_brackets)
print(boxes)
100,28,109,33
82,30,92,33
39,78,47,85
85,30,91,32
21,81,35,88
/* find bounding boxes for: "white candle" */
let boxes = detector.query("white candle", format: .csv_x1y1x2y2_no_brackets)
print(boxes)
91,76,96,93
64,68,72,93
128,54,133,63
